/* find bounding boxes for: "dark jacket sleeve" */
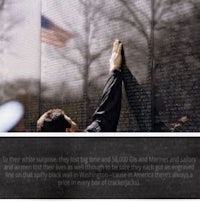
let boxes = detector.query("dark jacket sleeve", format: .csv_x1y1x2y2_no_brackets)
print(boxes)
86,70,122,132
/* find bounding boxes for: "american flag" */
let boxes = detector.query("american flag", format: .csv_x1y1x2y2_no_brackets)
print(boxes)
41,15,75,48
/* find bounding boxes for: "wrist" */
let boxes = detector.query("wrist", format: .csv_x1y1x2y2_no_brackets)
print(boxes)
110,65,121,72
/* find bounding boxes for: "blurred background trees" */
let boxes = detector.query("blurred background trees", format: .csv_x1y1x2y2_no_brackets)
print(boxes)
1,0,200,131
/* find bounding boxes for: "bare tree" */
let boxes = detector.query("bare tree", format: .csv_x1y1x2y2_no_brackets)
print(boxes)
97,0,189,130
42,0,195,131
105,0,183,69
47,0,111,125
146,0,200,132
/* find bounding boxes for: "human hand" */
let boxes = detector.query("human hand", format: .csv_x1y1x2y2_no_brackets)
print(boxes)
109,39,122,72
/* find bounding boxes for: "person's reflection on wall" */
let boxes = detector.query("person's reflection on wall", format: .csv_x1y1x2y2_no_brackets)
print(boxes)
121,46,170,132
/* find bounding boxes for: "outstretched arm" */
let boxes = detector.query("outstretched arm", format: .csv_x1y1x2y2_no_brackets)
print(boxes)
86,40,123,132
